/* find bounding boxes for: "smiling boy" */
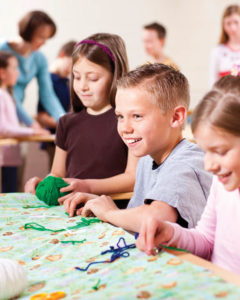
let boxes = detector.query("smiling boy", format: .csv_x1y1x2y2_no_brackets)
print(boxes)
79,64,212,232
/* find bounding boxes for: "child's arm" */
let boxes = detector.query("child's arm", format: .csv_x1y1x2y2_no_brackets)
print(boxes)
136,184,217,258
59,151,138,196
37,111,57,129
50,146,67,177
79,196,178,232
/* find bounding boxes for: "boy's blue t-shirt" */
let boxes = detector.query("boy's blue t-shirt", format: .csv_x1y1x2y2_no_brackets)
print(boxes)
127,139,212,228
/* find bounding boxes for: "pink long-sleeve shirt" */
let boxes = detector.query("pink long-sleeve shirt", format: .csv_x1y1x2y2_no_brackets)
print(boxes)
0,88,33,166
170,176,240,275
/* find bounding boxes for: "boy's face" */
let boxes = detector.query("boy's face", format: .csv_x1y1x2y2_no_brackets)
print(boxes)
142,29,164,58
115,87,174,164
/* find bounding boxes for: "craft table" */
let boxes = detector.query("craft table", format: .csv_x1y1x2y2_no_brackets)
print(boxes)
0,193,240,299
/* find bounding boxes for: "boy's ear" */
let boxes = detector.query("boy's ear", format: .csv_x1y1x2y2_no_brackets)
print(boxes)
170,106,187,128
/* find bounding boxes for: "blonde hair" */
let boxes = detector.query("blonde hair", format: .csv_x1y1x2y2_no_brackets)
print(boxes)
117,63,190,112
191,75,240,136
70,33,129,112
219,5,240,44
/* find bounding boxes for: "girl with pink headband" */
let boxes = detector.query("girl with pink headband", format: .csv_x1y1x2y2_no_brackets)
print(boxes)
25,33,138,214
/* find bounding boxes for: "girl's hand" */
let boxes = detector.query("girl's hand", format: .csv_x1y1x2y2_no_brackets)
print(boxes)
24,176,41,194
60,178,91,193
59,192,98,217
136,216,174,255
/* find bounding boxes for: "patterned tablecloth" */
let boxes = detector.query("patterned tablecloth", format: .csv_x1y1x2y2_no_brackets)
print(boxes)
0,193,240,299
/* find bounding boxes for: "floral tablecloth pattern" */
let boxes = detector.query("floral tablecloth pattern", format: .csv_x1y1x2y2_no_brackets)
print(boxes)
0,193,240,299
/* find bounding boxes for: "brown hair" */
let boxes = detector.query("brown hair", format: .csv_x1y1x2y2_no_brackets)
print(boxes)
19,10,56,42
70,33,129,112
144,22,166,39
117,63,190,112
219,5,240,44
0,51,16,94
191,75,240,136
58,40,76,57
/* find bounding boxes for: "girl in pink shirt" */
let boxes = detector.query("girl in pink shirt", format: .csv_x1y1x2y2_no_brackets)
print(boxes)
136,75,240,275
0,51,48,192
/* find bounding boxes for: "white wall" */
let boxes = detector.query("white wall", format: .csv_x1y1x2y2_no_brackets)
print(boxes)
0,0,238,115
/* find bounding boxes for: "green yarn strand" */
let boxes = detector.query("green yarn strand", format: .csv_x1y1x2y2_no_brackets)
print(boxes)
24,218,102,233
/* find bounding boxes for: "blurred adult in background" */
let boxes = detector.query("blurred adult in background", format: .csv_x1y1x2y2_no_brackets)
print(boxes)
210,5,240,86
0,10,65,128
142,22,179,70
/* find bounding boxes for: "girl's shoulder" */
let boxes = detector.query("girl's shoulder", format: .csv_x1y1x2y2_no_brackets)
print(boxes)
58,111,84,125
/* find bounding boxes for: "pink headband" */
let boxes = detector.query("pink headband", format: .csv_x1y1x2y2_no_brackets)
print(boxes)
76,39,115,63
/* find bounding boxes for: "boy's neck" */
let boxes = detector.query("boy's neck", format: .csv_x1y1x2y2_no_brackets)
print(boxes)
152,132,183,165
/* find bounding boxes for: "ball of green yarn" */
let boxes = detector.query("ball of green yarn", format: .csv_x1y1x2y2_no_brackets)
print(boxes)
36,176,70,206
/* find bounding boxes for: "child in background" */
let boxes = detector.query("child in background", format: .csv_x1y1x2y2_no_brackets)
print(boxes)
210,5,240,86
0,51,49,192
136,75,240,275
74,64,212,228
37,40,76,168
142,22,179,70
25,33,138,202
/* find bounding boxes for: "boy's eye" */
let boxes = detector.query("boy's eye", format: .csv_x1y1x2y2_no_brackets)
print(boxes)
215,149,228,156
133,114,142,119
116,114,123,120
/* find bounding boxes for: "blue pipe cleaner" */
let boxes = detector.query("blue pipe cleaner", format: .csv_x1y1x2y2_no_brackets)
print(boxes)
75,237,136,272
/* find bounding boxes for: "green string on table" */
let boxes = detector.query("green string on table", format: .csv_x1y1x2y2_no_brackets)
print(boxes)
92,279,101,290
24,217,102,232
60,239,86,245
23,205,50,209
159,244,190,253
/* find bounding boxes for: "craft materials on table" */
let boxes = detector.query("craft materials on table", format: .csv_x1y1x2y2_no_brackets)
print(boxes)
35,176,70,206
0,193,240,299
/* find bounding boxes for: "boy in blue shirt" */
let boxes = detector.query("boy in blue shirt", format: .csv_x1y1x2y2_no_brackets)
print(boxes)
62,64,212,232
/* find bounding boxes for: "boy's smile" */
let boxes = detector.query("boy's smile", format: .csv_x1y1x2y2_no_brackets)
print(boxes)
115,87,182,165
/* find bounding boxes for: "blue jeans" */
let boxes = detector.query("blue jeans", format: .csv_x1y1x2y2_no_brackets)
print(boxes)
1,166,18,193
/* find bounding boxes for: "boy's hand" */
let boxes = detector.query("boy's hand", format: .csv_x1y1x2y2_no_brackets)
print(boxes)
59,192,98,217
24,176,41,194
81,195,118,222
136,216,174,255
60,178,91,193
